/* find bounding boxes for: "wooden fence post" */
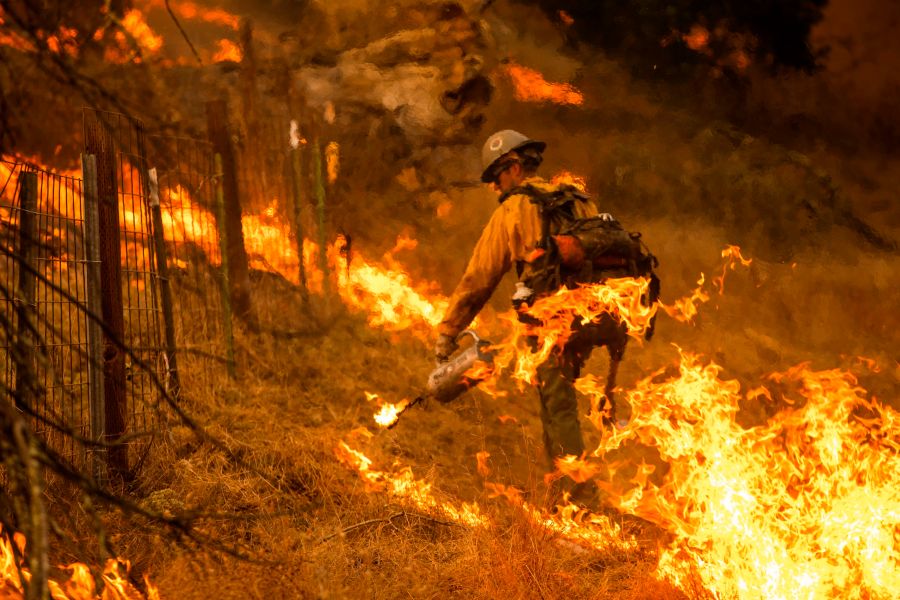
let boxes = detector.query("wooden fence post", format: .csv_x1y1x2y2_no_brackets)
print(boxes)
214,154,237,378
147,168,180,396
81,154,107,480
239,18,263,211
83,121,129,479
311,138,329,286
205,100,256,330
13,171,38,412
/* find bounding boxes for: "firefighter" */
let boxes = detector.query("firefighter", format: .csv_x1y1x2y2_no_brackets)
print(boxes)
434,129,620,507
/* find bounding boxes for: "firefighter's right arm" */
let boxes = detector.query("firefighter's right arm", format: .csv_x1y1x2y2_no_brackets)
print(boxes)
437,205,513,343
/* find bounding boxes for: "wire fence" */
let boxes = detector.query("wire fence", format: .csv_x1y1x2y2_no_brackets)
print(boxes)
0,103,326,474
0,109,174,473
0,159,92,466
146,135,230,371
82,109,166,472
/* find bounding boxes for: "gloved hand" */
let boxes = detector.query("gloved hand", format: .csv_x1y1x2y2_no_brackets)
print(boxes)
598,212,615,222
434,333,459,363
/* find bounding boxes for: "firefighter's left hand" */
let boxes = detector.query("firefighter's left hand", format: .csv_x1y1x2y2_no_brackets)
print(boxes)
598,212,615,222
434,333,459,363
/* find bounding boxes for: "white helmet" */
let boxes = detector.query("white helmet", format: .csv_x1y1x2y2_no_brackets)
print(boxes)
480,129,546,183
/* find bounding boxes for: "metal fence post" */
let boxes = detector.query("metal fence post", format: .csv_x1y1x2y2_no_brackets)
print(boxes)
81,154,107,480
13,171,38,412
83,121,129,479
289,122,309,301
214,154,237,378
147,168,180,396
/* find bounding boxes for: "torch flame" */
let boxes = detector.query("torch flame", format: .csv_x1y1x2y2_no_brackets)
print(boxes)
373,399,410,428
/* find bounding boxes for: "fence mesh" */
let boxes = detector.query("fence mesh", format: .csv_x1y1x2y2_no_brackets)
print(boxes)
0,159,92,465
0,109,172,470
147,135,229,368
83,109,166,452
0,105,320,471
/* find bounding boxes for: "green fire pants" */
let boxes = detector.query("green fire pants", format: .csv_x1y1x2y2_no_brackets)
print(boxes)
535,315,627,467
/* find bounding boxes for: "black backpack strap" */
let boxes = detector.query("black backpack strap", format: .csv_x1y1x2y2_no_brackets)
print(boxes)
500,183,588,249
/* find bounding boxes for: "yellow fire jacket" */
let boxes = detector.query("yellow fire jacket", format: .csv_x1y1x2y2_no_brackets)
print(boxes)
438,176,598,338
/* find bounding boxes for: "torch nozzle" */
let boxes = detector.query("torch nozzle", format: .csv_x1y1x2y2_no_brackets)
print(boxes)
384,396,425,430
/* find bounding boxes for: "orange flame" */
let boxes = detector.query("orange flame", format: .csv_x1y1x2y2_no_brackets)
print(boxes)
683,24,710,52
330,235,449,338
0,526,159,599
325,142,339,185
335,441,487,526
484,482,523,505
713,244,752,294
211,38,241,63
0,9,78,55
373,399,410,428
475,451,491,478
550,171,587,191
435,200,452,219
335,441,631,552
558,10,575,27
555,454,602,483
493,277,657,387
119,9,163,54
504,62,584,106
341,241,900,597
0,7,33,52
660,273,710,323
45,26,79,57
589,351,900,598
3,158,444,321
166,1,240,30
661,245,751,321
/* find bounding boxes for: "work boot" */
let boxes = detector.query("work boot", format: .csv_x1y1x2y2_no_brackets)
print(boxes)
568,480,601,512
545,477,600,513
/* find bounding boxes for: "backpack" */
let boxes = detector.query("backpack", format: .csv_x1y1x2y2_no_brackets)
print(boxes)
504,183,661,341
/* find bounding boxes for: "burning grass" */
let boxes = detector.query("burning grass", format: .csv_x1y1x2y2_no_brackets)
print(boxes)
109,225,895,599
108,274,681,599
2,171,895,597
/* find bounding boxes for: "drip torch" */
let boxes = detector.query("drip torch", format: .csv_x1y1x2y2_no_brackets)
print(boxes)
387,330,495,429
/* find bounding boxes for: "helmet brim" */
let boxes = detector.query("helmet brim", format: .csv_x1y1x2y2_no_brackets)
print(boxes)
480,139,547,183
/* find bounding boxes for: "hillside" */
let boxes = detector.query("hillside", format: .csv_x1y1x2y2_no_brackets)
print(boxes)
1,0,898,598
